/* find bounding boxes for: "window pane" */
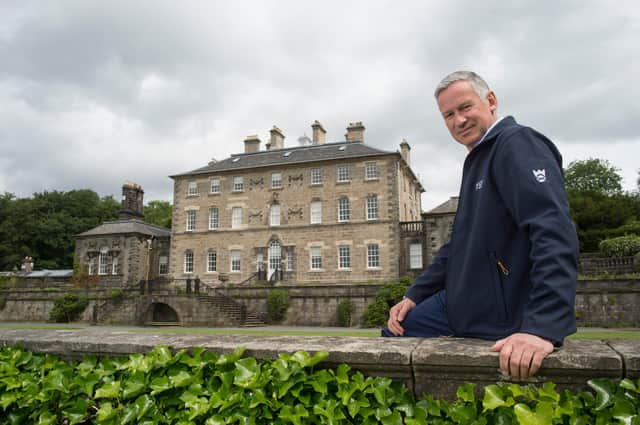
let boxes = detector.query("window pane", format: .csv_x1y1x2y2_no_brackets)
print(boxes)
232,207,242,228
272,172,282,188
208,251,217,272
409,243,423,269
186,210,196,231
311,168,322,184
98,250,109,275
187,181,198,196
310,201,322,224
367,244,380,268
367,195,379,220
233,176,243,191
365,162,378,180
338,198,350,222
338,245,350,269
209,208,219,229
159,256,168,274
310,247,322,269
184,251,194,273
337,165,350,182
231,250,241,272
271,204,280,226
210,178,220,193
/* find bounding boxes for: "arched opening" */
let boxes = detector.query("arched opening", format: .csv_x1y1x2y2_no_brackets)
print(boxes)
151,303,179,323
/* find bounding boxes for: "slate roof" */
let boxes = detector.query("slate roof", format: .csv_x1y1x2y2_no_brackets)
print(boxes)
76,219,171,238
170,141,399,178
426,196,459,215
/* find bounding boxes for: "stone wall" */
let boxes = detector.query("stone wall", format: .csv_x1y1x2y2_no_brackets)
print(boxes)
2,279,639,327
0,329,637,400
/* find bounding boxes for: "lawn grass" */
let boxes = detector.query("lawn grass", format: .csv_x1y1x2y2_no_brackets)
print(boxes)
1,323,639,339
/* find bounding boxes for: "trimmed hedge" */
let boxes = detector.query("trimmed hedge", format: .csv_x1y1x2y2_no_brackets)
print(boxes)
266,289,289,323
0,346,639,424
599,235,640,258
48,294,88,323
363,281,411,328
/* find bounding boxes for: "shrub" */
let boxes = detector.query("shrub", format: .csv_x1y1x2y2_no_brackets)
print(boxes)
49,294,88,323
266,289,289,323
1,345,639,424
106,288,124,302
599,235,640,257
363,280,411,328
0,295,6,310
336,299,353,327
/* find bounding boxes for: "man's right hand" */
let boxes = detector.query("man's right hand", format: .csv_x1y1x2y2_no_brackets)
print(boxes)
387,297,417,336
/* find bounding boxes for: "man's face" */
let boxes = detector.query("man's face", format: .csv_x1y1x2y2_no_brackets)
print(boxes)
436,80,498,151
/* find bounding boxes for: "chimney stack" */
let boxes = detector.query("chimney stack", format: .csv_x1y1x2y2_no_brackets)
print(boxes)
345,121,365,143
400,139,411,165
119,181,144,220
311,120,326,145
269,126,285,150
244,135,261,154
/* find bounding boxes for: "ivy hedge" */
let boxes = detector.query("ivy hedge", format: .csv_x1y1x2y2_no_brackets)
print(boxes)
1,346,639,424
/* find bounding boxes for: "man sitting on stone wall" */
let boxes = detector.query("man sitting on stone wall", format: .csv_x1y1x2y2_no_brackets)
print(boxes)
383,71,579,380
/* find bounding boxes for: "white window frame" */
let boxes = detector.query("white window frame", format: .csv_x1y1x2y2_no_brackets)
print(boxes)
230,250,241,272
233,176,244,192
98,248,109,275
207,250,217,272
209,207,219,230
232,207,242,229
286,249,294,271
310,247,322,270
366,195,379,220
256,253,264,272
311,167,322,185
88,258,97,275
409,243,423,269
184,251,194,274
187,181,198,196
310,201,322,224
111,256,119,275
210,177,221,194
338,245,351,269
337,164,350,183
271,172,282,188
186,209,196,231
367,244,380,268
270,204,281,226
338,197,350,222
365,162,379,180
159,255,169,275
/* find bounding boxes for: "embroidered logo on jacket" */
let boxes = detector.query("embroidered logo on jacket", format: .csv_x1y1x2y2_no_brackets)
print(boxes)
475,179,484,190
532,169,546,183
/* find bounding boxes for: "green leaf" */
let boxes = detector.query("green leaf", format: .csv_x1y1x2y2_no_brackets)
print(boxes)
457,382,476,402
169,370,194,388
588,379,614,411
36,411,57,425
234,357,260,389
513,402,553,425
620,379,638,393
122,372,147,400
205,416,226,425
149,376,171,395
133,394,155,420
96,401,121,422
483,385,507,411
151,346,174,367
335,364,350,384
380,410,403,425
94,380,121,399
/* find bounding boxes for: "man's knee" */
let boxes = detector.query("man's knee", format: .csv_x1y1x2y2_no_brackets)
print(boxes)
381,327,396,337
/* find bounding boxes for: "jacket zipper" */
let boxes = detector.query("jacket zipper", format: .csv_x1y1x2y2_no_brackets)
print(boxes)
491,252,510,276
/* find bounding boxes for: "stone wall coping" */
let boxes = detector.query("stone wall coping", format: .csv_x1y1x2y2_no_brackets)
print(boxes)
0,329,638,399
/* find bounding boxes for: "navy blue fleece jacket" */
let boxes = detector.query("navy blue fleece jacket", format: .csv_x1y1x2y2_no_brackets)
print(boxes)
405,116,578,345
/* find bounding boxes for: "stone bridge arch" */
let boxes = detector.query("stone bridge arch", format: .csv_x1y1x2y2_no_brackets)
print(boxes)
145,302,180,323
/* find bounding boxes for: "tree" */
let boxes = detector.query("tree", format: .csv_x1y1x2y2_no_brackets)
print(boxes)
564,158,623,196
0,190,119,271
144,200,172,229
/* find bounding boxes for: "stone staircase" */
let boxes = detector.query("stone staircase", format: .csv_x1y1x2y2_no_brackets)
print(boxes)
193,292,266,327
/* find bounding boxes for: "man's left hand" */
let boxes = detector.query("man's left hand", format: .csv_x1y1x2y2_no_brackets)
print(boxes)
490,333,553,380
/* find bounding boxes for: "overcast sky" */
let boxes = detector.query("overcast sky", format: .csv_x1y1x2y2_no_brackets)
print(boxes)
1,1,638,210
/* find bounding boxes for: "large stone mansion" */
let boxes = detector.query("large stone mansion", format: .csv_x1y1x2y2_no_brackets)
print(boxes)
76,120,457,286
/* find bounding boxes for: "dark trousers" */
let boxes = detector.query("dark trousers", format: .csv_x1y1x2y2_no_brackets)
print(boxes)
381,290,453,337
